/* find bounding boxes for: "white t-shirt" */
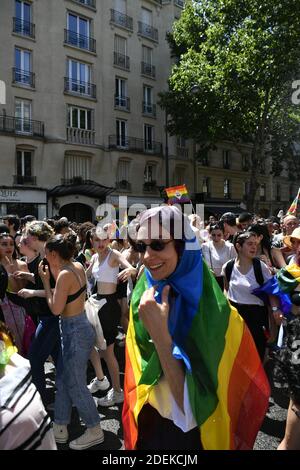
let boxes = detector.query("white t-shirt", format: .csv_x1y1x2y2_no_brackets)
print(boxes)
221,259,272,306
202,240,236,276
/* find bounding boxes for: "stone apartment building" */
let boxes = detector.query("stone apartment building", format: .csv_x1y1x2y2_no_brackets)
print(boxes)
0,0,295,221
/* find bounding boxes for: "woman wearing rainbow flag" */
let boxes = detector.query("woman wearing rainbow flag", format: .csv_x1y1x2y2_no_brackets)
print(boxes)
122,205,270,450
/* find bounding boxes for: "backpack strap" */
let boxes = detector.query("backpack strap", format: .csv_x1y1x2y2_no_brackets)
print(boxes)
225,259,235,283
252,257,264,286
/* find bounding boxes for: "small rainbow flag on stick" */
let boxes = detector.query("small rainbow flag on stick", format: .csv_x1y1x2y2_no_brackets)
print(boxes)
286,187,300,215
165,184,190,204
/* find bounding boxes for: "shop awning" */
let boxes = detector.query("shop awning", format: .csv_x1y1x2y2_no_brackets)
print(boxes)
48,180,114,199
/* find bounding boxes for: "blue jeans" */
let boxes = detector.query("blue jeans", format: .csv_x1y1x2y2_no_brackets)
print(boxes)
54,312,100,428
28,315,61,403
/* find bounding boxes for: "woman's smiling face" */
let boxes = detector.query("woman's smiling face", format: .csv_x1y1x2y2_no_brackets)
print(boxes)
137,218,178,281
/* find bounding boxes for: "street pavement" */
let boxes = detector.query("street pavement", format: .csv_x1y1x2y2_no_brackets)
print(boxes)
45,346,288,451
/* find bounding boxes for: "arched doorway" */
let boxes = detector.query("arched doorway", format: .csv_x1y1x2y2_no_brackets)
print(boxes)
59,203,93,223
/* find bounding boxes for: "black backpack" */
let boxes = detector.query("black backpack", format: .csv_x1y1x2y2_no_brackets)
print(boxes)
225,257,264,286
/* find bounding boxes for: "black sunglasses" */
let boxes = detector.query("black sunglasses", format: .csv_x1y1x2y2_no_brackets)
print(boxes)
135,239,173,253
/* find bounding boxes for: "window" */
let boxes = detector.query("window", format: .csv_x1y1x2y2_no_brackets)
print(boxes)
114,35,129,69
141,7,152,25
242,153,250,171
174,166,185,185
260,183,266,201
67,13,92,50
67,59,91,95
177,136,186,148
64,155,91,181
68,106,92,129
202,177,210,196
15,1,33,37
223,150,230,169
16,150,32,177
117,159,130,182
224,179,230,198
276,183,281,202
144,124,154,152
142,45,152,65
15,99,31,133
115,77,128,109
243,181,250,198
114,0,126,13
144,163,156,183
116,119,127,147
14,47,32,86
143,86,154,114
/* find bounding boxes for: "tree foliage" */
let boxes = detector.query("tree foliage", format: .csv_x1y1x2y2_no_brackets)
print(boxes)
160,0,300,210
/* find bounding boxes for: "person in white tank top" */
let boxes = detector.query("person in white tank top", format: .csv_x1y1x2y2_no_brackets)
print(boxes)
86,225,136,406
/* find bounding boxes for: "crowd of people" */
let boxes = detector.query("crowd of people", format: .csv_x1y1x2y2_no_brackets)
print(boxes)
0,207,300,450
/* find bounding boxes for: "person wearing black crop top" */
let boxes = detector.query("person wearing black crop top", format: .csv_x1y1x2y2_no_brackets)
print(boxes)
15,221,60,404
39,233,104,450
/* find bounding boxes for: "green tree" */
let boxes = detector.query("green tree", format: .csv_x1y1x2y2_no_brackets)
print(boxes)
160,0,300,211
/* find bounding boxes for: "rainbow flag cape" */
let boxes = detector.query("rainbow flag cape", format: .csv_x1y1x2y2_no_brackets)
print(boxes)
122,240,270,450
253,263,300,319
286,187,300,215
165,184,190,204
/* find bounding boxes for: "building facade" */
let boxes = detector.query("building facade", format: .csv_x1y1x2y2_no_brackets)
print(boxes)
0,0,296,222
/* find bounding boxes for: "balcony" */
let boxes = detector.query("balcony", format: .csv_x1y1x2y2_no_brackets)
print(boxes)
109,135,162,156
66,127,95,145
13,175,36,185
143,181,157,193
64,29,96,53
71,0,96,8
138,22,158,42
13,17,35,38
176,146,189,159
110,9,133,31
115,95,130,111
174,0,185,8
116,180,131,191
143,102,156,117
141,62,156,78
12,68,35,88
223,163,230,169
64,77,96,98
0,115,44,137
61,177,88,185
113,52,130,70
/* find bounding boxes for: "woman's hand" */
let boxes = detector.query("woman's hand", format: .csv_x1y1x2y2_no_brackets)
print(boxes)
13,271,33,281
118,267,137,282
138,285,171,345
18,288,35,299
38,261,50,284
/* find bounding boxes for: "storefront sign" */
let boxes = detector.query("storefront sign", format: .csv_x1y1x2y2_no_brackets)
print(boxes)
0,188,46,203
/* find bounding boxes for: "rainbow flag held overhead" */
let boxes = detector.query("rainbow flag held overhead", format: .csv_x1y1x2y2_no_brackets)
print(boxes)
286,187,300,215
165,184,190,204
122,238,270,450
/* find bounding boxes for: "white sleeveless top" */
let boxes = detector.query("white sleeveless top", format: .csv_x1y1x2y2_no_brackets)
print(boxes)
92,250,119,284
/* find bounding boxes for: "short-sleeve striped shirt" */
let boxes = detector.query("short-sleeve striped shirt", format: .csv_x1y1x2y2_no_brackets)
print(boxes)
0,353,57,450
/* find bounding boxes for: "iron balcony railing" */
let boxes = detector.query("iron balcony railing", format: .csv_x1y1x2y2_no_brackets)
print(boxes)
141,62,155,78
13,175,36,185
61,177,89,185
176,146,189,159
174,0,185,8
64,29,96,53
115,95,130,111
13,17,35,38
142,102,156,117
13,68,35,87
138,21,158,42
0,115,44,137
113,52,130,70
115,180,131,191
64,77,96,98
72,0,96,8
109,135,162,155
110,9,133,31
66,127,95,145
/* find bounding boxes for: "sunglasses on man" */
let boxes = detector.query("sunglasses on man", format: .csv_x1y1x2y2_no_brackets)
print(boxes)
135,239,173,253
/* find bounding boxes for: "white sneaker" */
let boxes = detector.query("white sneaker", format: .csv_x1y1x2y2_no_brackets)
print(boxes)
87,376,110,393
69,425,104,450
96,388,124,407
53,423,69,444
